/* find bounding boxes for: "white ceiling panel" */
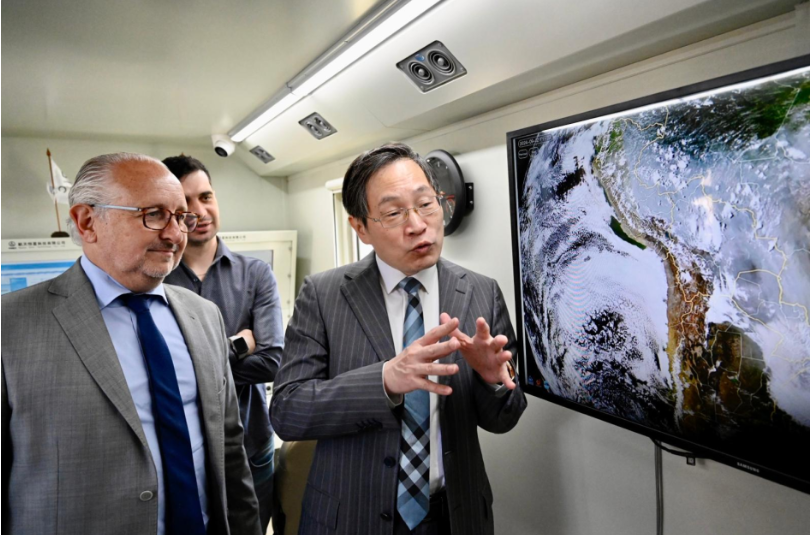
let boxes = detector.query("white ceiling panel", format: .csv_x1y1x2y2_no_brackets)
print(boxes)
1,0,380,140
240,0,801,176
2,0,802,178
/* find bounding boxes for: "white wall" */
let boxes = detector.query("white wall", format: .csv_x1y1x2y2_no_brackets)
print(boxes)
1,136,287,239
285,12,810,535
286,163,342,290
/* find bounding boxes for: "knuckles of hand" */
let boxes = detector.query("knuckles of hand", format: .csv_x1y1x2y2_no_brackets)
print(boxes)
388,323,509,393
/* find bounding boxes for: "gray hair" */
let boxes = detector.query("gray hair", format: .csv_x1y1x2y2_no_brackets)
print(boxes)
341,142,439,224
67,152,163,244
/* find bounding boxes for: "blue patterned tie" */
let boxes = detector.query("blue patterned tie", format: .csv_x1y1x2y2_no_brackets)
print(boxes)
122,294,206,535
396,277,430,530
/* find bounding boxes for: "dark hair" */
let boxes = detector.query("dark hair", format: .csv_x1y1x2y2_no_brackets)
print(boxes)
342,142,438,224
161,154,211,183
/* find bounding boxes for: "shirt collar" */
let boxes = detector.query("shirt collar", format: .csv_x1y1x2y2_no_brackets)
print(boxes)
375,254,438,296
214,237,235,265
80,255,168,309
178,236,232,276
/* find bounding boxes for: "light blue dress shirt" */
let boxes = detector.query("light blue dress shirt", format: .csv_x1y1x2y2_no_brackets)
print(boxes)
81,256,209,535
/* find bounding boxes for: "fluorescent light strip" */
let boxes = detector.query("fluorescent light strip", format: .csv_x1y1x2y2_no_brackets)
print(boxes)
293,0,441,97
230,0,441,144
231,92,301,143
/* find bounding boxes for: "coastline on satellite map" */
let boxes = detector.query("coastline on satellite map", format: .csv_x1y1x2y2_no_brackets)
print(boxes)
516,66,810,469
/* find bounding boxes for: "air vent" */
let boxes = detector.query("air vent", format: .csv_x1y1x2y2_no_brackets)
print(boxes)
396,41,466,93
299,112,338,140
249,145,275,164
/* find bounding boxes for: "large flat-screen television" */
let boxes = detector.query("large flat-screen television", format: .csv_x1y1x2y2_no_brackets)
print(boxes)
507,55,810,493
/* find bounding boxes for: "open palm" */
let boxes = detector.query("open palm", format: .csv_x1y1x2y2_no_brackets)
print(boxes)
440,313,516,389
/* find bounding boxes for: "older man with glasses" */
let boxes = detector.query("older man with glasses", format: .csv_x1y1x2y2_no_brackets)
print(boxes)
1,152,261,535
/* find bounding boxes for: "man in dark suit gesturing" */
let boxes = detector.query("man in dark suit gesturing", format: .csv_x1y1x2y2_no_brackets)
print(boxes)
271,142,527,535
2,153,261,535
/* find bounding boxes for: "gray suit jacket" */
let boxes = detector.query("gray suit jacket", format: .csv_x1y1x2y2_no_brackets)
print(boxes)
1,262,261,535
270,255,527,535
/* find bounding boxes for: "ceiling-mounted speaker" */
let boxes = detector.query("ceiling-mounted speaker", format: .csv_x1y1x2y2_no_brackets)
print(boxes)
249,145,275,164
409,62,434,84
397,41,466,93
299,112,338,140
428,50,454,74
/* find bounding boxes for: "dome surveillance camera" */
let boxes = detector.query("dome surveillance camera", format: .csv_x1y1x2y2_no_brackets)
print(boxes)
212,134,235,157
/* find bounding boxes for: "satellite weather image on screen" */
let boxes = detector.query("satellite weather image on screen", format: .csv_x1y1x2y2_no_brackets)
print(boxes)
509,59,810,491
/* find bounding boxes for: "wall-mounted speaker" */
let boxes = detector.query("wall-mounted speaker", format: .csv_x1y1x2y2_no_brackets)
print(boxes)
396,41,467,93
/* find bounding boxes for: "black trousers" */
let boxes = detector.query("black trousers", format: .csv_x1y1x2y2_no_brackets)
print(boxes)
393,490,452,535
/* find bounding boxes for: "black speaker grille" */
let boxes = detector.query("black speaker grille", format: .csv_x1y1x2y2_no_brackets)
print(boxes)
409,62,434,84
396,41,467,94
428,51,454,74
298,112,338,140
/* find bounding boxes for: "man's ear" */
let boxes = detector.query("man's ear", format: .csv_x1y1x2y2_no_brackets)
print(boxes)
69,205,98,243
348,215,372,245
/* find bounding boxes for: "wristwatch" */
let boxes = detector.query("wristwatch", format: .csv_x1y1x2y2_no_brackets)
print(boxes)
228,335,249,359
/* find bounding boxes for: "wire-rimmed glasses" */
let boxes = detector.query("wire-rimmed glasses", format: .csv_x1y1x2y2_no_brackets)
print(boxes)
369,195,445,229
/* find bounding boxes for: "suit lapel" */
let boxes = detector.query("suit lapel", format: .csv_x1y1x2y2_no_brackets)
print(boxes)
165,286,228,499
437,259,472,329
437,259,472,411
166,287,221,430
340,254,396,362
51,263,150,450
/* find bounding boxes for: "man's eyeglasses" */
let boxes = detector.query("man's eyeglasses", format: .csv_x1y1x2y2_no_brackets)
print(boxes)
369,195,444,229
90,204,200,233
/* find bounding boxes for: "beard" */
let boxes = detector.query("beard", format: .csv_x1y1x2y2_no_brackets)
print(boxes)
187,218,217,246
187,233,214,246
139,240,182,279
142,263,175,279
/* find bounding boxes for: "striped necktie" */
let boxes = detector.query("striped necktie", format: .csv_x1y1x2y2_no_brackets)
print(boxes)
122,294,206,535
395,277,430,530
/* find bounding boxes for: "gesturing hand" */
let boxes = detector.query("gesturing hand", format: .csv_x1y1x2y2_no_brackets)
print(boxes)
441,313,516,390
383,317,461,396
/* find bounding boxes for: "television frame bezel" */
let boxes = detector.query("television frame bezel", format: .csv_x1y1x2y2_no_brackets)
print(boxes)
506,53,810,495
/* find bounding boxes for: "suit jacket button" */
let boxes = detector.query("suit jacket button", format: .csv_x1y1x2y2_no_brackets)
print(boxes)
384,456,396,467
380,512,392,521
139,491,154,501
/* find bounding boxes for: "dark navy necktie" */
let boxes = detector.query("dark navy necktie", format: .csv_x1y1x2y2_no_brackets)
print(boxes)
122,294,205,535
395,277,430,529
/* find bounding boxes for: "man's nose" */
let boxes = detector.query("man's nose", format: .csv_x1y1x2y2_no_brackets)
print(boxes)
404,208,427,233
160,215,184,242
188,202,205,217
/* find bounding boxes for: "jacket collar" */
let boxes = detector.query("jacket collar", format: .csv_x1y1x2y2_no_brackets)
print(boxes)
50,262,151,450
339,254,471,362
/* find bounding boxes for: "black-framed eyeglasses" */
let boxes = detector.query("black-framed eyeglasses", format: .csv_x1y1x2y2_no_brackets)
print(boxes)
369,195,445,229
90,204,200,233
